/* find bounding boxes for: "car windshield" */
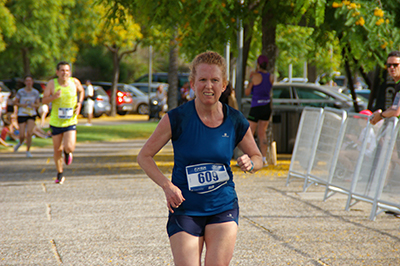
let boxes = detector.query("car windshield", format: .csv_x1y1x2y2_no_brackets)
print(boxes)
94,87,108,97
124,85,146,97
0,83,11,92
295,87,333,100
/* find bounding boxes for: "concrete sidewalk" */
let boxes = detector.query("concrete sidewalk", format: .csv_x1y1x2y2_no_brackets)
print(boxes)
1,140,400,265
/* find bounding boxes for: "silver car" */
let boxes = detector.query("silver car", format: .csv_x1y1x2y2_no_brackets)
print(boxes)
242,82,368,116
123,84,152,115
81,85,111,118
130,82,169,95
241,82,368,154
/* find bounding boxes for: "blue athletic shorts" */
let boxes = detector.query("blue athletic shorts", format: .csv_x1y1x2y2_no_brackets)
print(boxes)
167,208,239,237
50,125,76,136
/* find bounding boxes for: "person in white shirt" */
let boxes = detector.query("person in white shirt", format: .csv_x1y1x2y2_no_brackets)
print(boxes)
13,75,41,157
84,80,95,126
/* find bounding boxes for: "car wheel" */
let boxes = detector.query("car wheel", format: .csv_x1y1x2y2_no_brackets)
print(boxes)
94,113,103,118
117,111,127,115
137,104,149,115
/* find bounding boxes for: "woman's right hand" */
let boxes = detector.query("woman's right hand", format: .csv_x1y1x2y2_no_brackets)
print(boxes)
163,182,185,213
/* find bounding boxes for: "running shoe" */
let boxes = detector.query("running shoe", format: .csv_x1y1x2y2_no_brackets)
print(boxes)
14,142,22,152
59,176,66,184
64,151,73,165
55,179,60,184
26,151,33,158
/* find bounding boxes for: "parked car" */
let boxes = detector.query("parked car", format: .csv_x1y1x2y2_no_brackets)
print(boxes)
333,75,368,90
246,82,367,112
81,85,111,118
241,82,368,154
135,72,189,88
123,84,152,115
0,82,11,118
91,82,133,115
130,82,169,95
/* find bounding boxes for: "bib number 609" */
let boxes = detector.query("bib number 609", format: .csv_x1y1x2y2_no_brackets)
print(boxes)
198,171,219,184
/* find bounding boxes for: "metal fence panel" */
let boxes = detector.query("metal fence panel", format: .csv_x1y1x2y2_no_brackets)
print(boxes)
306,108,346,190
370,121,400,220
324,112,372,199
286,107,324,185
345,117,398,210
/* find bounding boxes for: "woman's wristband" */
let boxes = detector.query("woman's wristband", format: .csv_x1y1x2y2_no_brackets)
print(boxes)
249,161,254,172
380,112,385,119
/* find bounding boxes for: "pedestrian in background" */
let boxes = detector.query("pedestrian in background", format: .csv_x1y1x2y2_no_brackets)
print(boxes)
138,51,262,265
371,50,400,124
370,50,400,218
179,82,190,105
13,75,41,157
0,86,3,127
42,61,85,184
84,80,94,126
245,54,274,166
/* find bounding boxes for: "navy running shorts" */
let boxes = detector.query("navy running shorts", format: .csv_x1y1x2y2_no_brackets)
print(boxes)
17,116,36,124
247,104,272,122
50,125,76,136
167,208,239,237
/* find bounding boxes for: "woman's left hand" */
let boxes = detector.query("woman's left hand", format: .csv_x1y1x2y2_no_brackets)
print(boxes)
237,154,254,173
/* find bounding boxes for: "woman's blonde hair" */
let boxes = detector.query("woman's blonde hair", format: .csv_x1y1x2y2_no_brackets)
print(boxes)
189,51,227,84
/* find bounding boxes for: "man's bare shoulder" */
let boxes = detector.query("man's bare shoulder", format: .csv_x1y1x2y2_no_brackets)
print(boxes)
46,79,55,86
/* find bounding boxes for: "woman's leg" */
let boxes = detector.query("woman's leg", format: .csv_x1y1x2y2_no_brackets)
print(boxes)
248,120,258,136
25,119,36,151
170,232,204,266
18,122,26,145
257,120,270,164
204,221,238,266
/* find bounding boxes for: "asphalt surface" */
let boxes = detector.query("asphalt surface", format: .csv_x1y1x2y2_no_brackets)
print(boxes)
1,115,400,265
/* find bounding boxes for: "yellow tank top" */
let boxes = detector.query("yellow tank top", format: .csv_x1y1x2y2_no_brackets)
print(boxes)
49,78,78,127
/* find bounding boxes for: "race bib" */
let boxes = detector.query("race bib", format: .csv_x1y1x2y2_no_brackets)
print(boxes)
186,163,229,193
58,108,74,119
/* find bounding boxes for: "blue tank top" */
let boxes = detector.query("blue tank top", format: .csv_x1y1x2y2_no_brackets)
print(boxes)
251,72,272,107
168,100,249,216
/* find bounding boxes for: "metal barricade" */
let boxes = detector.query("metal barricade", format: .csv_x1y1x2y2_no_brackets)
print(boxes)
323,112,373,200
370,120,400,220
345,117,398,213
305,108,347,191
286,107,324,186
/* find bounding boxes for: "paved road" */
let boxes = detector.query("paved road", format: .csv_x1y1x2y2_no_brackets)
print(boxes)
1,135,400,265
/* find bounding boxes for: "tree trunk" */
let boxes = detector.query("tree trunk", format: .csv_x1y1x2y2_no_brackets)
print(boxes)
111,48,120,117
261,5,278,74
307,63,317,83
242,18,255,87
342,47,360,112
21,47,31,76
369,65,385,111
168,31,179,110
261,4,278,164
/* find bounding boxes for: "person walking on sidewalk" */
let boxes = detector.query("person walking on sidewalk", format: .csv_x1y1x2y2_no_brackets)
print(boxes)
138,51,262,266
42,61,84,184
84,80,94,126
245,54,274,166
13,75,41,157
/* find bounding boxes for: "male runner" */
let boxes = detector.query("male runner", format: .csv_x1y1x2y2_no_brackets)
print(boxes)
42,61,84,183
